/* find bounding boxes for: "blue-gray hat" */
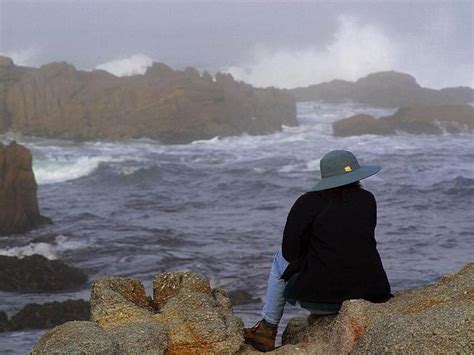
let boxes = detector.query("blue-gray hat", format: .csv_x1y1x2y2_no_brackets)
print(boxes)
310,150,381,191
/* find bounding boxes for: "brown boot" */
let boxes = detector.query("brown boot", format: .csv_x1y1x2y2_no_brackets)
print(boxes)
244,320,277,352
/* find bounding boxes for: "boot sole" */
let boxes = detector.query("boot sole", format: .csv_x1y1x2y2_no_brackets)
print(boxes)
244,337,275,352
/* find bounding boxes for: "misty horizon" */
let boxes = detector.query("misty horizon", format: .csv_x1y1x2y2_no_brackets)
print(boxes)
0,1,472,90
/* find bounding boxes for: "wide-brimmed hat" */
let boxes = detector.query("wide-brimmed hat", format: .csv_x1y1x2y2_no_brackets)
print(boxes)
310,150,381,191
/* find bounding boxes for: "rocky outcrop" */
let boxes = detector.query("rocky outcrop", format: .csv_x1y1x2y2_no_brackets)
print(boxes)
0,56,297,144
0,255,87,292
0,141,51,235
33,271,244,354
290,71,474,107
333,114,395,136
0,300,90,332
333,104,474,136
278,262,473,353
32,264,472,354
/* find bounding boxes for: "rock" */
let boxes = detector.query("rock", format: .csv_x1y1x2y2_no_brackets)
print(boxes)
332,104,474,136
0,57,297,144
0,141,51,235
0,254,87,292
0,310,10,332
31,321,119,354
106,321,167,354
153,273,244,353
152,271,211,307
35,271,244,354
332,114,395,136
290,71,474,107
277,262,473,354
387,104,474,134
227,289,261,306
7,300,90,331
90,276,154,328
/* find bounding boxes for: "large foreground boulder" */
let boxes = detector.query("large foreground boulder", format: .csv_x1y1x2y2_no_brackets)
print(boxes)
0,141,51,235
0,254,87,292
32,264,472,353
278,262,473,353
333,104,474,136
0,56,297,144
33,271,244,354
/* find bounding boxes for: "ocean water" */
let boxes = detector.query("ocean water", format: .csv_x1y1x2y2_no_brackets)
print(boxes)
0,102,473,353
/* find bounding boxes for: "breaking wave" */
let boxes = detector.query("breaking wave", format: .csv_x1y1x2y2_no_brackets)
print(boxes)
0,235,89,260
95,53,153,77
225,15,398,88
33,156,119,184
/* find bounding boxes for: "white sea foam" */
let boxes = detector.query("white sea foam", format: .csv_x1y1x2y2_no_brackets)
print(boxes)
0,235,88,260
33,156,111,184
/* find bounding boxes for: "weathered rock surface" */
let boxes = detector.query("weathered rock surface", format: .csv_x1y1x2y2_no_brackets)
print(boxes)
0,141,51,235
90,276,154,328
33,265,472,353
0,56,297,144
290,71,474,107
0,254,88,292
32,321,119,354
276,262,473,354
333,104,474,136
34,271,244,354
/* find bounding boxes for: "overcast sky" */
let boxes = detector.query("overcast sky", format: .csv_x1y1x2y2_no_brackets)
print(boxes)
0,0,472,88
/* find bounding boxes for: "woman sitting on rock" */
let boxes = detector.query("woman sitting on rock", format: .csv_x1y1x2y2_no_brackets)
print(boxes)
244,150,392,352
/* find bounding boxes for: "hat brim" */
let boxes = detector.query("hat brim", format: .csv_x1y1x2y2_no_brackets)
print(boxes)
310,165,381,192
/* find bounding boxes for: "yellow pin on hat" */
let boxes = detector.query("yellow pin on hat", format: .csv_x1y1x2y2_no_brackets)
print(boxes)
344,165,352,172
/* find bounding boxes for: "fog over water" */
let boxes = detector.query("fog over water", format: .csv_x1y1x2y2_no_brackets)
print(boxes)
1,1,473,88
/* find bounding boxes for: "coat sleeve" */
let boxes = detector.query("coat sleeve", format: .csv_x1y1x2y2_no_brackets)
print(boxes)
281,193,319,262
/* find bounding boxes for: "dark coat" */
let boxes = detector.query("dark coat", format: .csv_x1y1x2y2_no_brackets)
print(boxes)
281,186,391,303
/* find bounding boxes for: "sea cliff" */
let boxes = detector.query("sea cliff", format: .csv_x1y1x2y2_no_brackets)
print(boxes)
0,56,297,144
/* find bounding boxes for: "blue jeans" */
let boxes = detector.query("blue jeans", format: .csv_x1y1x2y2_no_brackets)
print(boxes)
261,250,341,326
261,250,289,325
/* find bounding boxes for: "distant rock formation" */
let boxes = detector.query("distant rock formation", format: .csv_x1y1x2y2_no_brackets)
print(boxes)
32,264,472,354
33,271,244,354
0,56,297,144
333,104,474,136
290,71,474,107
0,141,51,235
278,262,473,354
0,255,87,292
0,300,90,332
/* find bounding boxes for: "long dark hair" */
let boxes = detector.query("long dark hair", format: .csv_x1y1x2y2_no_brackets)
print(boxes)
321,181,361,201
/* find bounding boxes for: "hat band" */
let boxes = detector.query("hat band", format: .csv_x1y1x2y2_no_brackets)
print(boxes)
322,164,359,178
